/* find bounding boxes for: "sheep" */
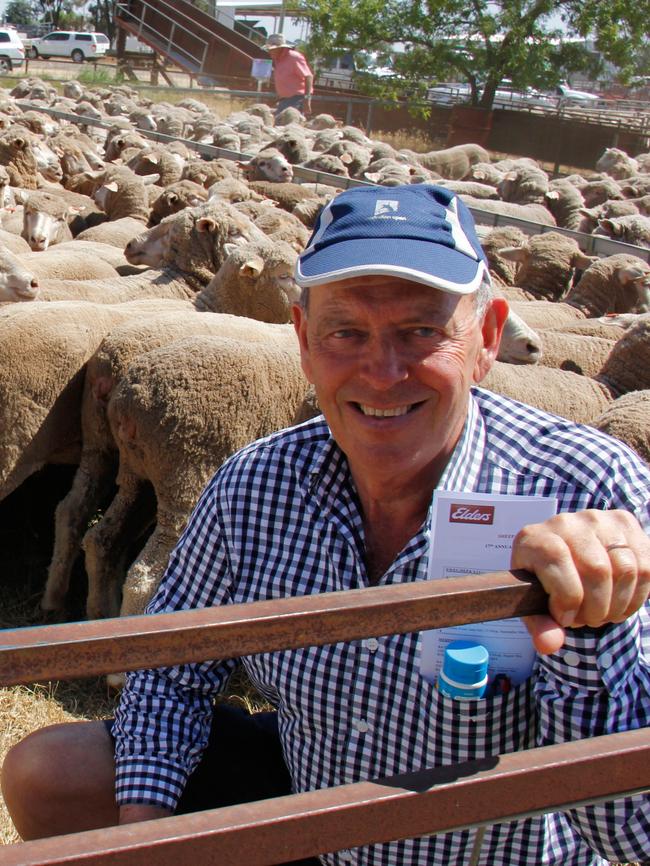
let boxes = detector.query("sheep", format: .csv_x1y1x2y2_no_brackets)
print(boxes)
306,113,339,130
20,191,76,251
274,106,304,126
435,180,498,199
482,318,650,424
496,164,549,205
266,130,311,165
42,240,302,614
239,148,294,182
234,204,310,252
248,180,321,212
80,334,307,626
594,214,650,249
620,175,650,199
182,158,235,188
148,179,208,225
292,197,325,228
496,233,598,301
467,162,506,186
480,225,529,287
207,177,265,204
592,390,650,467
402,143,489,180
508,254,650,330
543,179,598,233
125,145,185,187
581,177,623,207
595,147,639,180
0,297,192,502
0,128,39,189
324,140,372,178
460,196,557,226
536,331,617,376
301,153,350,177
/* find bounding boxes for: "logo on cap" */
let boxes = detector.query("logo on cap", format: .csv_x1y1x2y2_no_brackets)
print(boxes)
449,504,495,524
373,199,399,216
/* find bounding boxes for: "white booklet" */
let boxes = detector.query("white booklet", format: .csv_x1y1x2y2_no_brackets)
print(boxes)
420,491,557,690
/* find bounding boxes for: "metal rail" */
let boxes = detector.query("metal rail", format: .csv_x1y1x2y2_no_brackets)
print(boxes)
0,571,545,685
2,729,647,866
0,574,647,865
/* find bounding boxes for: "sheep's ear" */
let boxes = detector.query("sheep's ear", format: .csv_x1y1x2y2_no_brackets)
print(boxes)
239,255,264,278
571,251,598,269
103,181,119,193
143,154,159,165
364,171,381,183
197,216,217,233
65,205,83,217
502,170,517,181
340,152,353,164
617,265,649,284
473,170,486,180
579,206,599,218
187,194,203,206
143,173,160,185
598,218,621,236
166,192,179,205
13,188,27,204
497,245,529,263
544,190,560,201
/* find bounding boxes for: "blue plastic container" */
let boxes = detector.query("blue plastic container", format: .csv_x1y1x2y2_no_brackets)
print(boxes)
438,640,489,699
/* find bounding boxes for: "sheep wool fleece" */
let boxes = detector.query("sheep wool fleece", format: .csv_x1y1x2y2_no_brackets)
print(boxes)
113,388,650,866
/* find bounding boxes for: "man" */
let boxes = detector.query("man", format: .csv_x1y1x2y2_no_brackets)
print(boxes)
3,184,649,865
264,32,313,116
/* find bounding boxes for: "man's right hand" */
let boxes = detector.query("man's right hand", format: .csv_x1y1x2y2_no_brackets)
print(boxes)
119,803,173,824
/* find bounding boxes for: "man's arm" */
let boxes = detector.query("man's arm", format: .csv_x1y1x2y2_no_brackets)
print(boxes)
119,804,172,824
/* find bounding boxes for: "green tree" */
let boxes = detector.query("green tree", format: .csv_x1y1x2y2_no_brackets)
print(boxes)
4,0,37,25
300,0,650,108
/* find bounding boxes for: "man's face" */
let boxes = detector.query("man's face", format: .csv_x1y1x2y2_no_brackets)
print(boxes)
293,275,506,491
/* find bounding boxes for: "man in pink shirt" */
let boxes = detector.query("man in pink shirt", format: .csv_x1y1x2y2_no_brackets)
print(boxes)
264,33,313,116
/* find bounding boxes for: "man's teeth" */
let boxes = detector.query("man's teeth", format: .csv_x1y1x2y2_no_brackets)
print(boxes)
359,405,410,417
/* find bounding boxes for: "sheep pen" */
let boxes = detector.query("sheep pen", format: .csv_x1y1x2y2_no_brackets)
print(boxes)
0,77,649,857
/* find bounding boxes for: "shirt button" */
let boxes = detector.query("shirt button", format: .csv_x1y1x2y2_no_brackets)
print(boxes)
354,720,369,733
563,651,581,667
364,638,379,652
599,651,613,669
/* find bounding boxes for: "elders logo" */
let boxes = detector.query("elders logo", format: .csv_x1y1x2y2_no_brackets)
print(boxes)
449,503,495,525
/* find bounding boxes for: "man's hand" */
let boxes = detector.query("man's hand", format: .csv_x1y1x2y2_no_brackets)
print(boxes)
119,803,173,824
304,95,312,116
511,509,650,654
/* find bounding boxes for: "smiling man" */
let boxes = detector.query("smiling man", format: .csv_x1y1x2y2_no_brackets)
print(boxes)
3,185,649,865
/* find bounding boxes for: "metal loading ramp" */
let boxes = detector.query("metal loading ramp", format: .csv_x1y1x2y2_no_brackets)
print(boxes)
114,0,269,84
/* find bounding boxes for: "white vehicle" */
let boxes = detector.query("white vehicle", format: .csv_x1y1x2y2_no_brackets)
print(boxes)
556,83,601,106
0,28,25,72
26,31,110,63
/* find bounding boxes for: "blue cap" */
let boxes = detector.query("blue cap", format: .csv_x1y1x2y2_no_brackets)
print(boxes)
295,183,488,295
442,640,489,685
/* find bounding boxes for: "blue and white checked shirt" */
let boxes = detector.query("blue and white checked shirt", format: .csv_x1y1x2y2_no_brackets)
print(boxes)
113,388,650,865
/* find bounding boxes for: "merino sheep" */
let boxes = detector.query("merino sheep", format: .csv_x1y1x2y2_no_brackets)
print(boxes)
592,390,650,466
595,147,639,180
536,331,617,376
497,233,597,301
402,143,489,180
89,335,308,622
509,254,650,330
21,191,75,251
461,196,557,226
43,242,301,615
594,214,650,249
482,318,650,423
239,148,294,183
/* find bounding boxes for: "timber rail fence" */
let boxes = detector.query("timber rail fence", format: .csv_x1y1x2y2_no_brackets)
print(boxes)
0,570,648,864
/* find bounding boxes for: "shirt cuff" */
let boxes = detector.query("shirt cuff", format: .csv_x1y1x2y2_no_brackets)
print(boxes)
537,616,641,695
115,756,189,811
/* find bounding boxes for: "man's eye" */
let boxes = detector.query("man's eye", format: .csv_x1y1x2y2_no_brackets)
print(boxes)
412,327,439,337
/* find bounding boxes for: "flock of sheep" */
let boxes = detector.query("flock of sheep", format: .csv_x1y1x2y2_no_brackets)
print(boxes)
0,75,649,634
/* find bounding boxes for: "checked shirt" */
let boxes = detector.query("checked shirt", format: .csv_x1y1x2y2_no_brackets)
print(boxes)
113,387,650,865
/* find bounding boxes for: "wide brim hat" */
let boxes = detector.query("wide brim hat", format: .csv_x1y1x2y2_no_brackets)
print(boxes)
263,33,292,50
295,184,489,295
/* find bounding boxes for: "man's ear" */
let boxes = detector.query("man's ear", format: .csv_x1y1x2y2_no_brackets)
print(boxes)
473,297,509,382
292,303,315,383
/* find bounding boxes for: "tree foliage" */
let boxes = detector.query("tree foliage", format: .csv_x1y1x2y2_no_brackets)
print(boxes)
299,0,650,108
4,0,37,25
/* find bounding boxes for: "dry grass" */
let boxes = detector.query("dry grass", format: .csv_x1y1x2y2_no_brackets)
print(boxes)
373,127,443,152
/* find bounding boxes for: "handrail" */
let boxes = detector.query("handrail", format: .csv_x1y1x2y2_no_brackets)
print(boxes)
115,0,210,71
0,571,545,685
3,729,647,866
0,572,648,865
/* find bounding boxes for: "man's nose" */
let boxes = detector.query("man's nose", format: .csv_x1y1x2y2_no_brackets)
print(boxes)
358,338,409,389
